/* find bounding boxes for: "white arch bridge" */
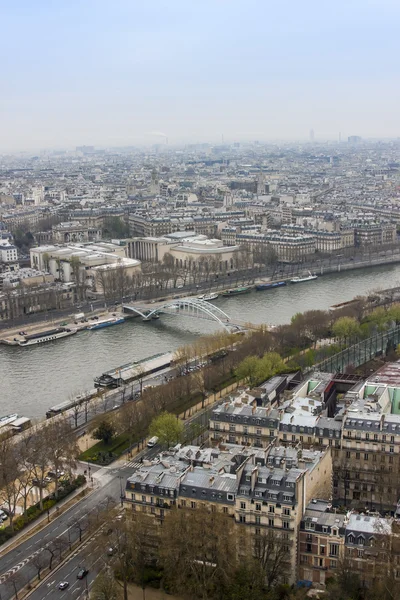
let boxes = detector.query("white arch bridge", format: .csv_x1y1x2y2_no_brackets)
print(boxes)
123,297,242,331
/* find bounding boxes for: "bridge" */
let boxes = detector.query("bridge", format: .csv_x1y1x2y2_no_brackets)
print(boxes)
123,297,243,331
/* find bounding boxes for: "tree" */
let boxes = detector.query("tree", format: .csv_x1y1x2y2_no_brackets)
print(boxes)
253,529,290,588
91,570,122,600
161,507,236,600
235,355,260,386
149,412,184,448
0,437,23,531
332,316,361,345
44,418,78,499
93,419,116,445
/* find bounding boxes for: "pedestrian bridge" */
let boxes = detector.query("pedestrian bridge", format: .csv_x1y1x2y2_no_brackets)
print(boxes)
123,297,238,330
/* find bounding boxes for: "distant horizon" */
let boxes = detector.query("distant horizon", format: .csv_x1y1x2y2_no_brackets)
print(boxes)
2,1,400,151
2,134,400,156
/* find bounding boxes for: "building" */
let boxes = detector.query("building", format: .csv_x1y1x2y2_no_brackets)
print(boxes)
0,240,18,271
299,499,346,586
124,442,332,584
30,243,141,294
127,232,239,273
51,221,102,243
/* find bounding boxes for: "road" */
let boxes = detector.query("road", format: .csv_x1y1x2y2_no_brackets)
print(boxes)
0,405,214,600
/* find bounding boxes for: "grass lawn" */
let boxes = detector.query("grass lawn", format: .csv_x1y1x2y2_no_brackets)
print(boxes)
78,432,132,464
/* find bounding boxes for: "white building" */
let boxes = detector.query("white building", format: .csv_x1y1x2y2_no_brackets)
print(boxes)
0,241,18,267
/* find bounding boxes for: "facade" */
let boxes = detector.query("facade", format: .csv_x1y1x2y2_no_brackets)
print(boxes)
127,232,239,272
51,221,102,243
354,223,396,247
30,243,141,293
124,443,332,584
0,283,75,321
298,500,346,586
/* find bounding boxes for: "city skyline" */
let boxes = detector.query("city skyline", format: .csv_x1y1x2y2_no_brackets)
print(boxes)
1,0,400,151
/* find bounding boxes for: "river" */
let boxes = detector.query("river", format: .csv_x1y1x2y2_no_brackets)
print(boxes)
1,262,399,419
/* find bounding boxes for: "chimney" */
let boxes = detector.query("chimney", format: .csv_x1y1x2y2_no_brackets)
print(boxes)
290,416,294,423
380,414,385,431
252,406,256,414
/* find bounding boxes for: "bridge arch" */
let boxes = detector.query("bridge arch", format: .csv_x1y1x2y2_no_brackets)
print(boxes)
123,297,232,329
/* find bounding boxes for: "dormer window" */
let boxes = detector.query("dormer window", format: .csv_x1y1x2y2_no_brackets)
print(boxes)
348,534,355,543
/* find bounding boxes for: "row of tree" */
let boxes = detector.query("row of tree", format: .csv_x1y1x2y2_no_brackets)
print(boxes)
0,418,77,530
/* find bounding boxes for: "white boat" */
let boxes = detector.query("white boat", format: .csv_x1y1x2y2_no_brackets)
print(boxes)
18,327,77,346
87,316,125,330
0,413,18,427
290,272,318,284
197,294,205,300
203,292,219,301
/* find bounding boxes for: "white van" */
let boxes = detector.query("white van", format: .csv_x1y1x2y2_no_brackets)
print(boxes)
147,436,159,448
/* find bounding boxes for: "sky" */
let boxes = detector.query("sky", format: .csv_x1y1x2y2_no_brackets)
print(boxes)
1,0,399,151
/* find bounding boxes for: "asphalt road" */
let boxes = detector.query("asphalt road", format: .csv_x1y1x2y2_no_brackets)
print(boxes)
0,408,211,600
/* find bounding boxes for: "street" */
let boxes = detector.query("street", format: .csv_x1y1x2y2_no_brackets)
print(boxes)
0,404,213,600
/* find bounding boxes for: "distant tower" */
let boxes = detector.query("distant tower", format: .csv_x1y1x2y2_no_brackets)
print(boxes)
310,129,315,142
257,170,265,195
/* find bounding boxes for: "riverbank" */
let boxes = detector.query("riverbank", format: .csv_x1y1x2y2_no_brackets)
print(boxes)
2,253,400,343
1,250,400,335
3,260,400,419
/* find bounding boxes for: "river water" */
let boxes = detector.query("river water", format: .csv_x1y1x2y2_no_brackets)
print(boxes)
1,263,399,419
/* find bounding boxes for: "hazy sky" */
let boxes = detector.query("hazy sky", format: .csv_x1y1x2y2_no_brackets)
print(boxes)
1,0,399,150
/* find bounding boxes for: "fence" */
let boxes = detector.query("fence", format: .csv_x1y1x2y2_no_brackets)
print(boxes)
311,326,400,374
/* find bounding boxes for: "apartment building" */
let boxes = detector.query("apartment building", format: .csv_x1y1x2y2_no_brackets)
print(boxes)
299,500,346,586
124,443,332,584
354,222,396,247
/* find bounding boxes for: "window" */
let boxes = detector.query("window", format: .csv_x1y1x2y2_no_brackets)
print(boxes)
346,451,351,458
283,521,289,529
268,518,274,527
181,500,186,507
356,452,360,460
223,507,228,514
348,534,355,543
364,453,369,461
227,493,234,501
239,515,246,523
240,502,246,509
269,505,275,513
320,545,325,555
330,560,337,569
255,516,260,525
191,501,196,509
358,536,365,545
256,503,261,511
390,446,395,453
330,544,339,556
283,508,291,516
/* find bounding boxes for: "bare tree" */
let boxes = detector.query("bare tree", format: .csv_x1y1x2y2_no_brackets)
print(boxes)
31,549,47,581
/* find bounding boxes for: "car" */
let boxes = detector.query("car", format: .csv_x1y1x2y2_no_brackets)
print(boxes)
58,581,69,590
77,568,89,579
106,546,116,556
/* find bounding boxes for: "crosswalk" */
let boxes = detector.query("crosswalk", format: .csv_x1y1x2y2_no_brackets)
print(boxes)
121,459,143,470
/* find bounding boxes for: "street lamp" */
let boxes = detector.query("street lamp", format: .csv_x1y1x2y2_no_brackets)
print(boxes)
119,476,124,507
